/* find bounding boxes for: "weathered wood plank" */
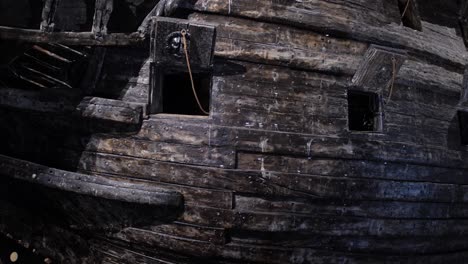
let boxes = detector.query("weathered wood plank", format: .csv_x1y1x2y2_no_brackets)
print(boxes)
234,195,468,219
0,154,182,206
147,222,226,245
0,26,144,46
78,152,468,203
208,127,468,169
75,97,143,125
191,1,468,69
236,153,468,184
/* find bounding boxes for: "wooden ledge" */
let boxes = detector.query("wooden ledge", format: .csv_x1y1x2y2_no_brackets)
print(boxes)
0,26,145,46
0,154,182,207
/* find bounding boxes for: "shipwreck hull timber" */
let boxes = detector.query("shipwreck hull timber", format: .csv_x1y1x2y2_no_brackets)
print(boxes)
1,0,468,263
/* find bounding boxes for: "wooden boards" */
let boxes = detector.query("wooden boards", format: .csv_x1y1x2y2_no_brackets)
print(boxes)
1,1,468,263
0,26,145,46
191,0,468,70
75,97,143,125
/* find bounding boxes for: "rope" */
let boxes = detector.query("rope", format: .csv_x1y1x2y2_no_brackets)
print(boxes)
181,29,210,115
401,0,411,19
387,57,397,101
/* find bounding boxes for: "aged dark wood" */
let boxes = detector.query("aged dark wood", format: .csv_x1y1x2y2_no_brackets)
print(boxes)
1,0,468,263
0,26,145,46
351,44,407,95
75,97,143,125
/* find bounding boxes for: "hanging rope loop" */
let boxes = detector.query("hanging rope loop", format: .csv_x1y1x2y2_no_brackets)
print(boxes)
181,29,210,115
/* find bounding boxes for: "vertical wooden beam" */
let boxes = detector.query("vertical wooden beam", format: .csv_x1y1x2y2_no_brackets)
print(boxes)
40,0,61,32
148,64,164,114
92,0,114,34
80,47,107,95
398,0,422,31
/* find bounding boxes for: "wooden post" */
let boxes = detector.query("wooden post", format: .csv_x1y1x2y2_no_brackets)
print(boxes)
92,0,114,34
40,0,61,32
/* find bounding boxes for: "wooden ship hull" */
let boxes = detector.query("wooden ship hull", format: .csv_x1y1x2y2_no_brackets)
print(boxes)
1,0,468,263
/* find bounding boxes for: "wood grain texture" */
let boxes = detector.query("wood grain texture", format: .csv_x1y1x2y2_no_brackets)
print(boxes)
1,1,468,263
191,0,468,70
75,97,143,125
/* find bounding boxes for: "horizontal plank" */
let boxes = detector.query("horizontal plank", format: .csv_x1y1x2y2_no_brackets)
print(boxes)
0,87,79,112
234,195,468,219
77,152,303,198
85,135,235,168
78,152,468,203
147,222,226,245
236,152,468,184
0,154,182,206
191,1,467,70
0,26,145,46
75,97,143,125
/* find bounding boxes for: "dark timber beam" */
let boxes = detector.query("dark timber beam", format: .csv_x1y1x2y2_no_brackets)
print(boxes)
75,97,144,125
0,26,145,46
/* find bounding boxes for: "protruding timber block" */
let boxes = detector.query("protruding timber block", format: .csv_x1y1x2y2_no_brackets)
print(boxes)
352,44,407,93
0,154,183,231
150,17,216,71
75,97,143,125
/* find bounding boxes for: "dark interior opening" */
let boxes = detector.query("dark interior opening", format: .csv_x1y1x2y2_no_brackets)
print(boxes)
458,111,468,145
161,71,211,116
0,0,43,29
416,0,462,32
348,90,380,132
398,0,422,31
107,0,138,33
